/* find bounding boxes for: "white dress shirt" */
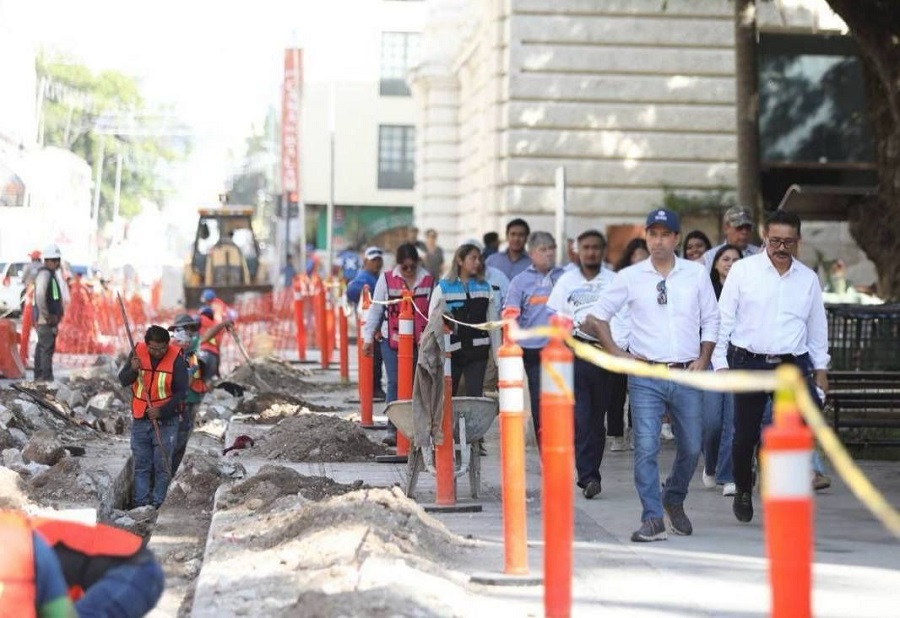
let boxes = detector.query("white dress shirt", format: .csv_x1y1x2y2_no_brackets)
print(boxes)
591,257,719,363
712,252,830,371
546,267,629,349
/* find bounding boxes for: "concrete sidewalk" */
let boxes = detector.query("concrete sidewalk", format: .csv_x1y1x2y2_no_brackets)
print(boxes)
191,359,900,617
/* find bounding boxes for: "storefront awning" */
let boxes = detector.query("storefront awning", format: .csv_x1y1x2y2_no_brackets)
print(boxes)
776,184,878,221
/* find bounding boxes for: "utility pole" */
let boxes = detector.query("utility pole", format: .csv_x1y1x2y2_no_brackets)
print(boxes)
326,81,336,274
113,148,124,243
734,0,761,217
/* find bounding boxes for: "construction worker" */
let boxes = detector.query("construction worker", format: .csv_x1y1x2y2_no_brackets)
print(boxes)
32,515,164,616
197,288,234,383
33,244,67,382
0,510,77,617
169,314,207,474
118,325,188,509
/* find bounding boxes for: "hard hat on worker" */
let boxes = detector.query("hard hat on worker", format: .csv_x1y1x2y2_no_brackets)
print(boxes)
42,244,62,260
200,288,216,303
29,250,40,260
168,314,200,331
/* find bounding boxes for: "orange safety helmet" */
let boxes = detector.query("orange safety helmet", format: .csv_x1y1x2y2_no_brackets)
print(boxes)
28,250,40,260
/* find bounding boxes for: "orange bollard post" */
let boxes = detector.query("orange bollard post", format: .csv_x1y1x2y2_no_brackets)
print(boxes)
395,290,414,458
338,301,349,382
314,278,329,369
325,278,336,367
423,322,483,514
292,276,307,362
377,290,413,464
762,366,814,618
541,315,574,618
470,307,541,585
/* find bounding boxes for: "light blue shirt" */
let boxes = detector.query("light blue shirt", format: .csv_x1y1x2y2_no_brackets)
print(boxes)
505,265,565,348
485,250,533,281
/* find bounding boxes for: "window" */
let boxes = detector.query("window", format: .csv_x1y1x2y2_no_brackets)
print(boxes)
758,33,874,165
380,32,420,96
378,125,415,190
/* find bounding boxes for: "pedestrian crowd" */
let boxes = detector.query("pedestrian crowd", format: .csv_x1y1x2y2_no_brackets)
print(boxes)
351,206,832,543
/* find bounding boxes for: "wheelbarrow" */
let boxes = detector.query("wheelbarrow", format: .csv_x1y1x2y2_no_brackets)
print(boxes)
385,397,498,499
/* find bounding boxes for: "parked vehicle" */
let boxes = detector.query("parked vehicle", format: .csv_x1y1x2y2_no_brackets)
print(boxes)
0,260,27,316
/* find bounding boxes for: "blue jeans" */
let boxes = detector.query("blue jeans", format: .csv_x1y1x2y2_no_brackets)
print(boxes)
629,376,703,521
76,556,165,617
701,390,734,483
172,403,198,475
131,417,178,508
380,339,418,435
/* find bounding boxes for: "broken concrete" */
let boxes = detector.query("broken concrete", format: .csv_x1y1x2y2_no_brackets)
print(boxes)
258,415,389,462
22,430,66,465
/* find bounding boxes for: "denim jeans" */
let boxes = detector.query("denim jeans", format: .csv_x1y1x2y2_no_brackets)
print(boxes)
574,357,610,487
373,339,384,394
522,348,542,439
628,376,703,521
172,403,198,475
701,390,734,483
76,555,165,617
131,417,178,508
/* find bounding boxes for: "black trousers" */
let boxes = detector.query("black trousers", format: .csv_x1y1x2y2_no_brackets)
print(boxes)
34,324,58,382
729,346,820,494
605,371,628,437
451,351,488,397
522,348,542,440
574,356,611,487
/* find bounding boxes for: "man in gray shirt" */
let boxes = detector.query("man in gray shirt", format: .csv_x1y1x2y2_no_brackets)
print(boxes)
485,218,532,280
703,205,761,269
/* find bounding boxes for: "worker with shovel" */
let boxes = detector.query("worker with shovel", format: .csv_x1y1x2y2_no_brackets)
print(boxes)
169,314,207,474
118,325,188,509
197,288,235,385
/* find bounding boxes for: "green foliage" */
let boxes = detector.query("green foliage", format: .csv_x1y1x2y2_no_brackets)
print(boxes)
660,186,735,217
35,53,189,225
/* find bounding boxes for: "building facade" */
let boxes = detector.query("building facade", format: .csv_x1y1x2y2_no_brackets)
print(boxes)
411,0,870,276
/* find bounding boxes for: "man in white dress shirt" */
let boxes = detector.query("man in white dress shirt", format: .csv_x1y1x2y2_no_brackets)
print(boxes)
583,209,719,542
713,209,830,523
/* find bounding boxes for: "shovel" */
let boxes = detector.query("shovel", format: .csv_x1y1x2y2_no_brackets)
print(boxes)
227,326,273,391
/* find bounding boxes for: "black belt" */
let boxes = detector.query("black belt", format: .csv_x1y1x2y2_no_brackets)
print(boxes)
730,345,804,365
647,361,691,369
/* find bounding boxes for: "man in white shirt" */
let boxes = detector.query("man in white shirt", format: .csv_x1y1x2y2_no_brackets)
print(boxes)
547,230,623,500
583,209,719,542
703,205,761,270
713,209,830,524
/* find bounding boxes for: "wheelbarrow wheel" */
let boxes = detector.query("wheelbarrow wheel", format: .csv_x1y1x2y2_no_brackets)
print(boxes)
469,442,481,499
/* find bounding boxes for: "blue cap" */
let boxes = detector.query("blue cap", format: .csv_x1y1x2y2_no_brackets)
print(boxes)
645,208,680,233
200,288,216,302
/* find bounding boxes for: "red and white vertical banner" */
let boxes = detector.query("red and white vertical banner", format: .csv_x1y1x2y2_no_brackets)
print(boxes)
281,49,303,199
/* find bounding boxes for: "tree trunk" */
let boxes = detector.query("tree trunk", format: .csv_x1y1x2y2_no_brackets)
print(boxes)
825,0,900,300
734,0,761,219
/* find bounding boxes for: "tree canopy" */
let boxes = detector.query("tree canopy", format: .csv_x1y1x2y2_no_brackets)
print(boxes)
35,53,189,227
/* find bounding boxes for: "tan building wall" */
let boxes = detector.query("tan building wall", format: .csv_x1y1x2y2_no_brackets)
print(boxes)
412,0,854,258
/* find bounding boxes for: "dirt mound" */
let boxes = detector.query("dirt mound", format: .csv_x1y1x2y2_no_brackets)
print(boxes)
26,457,102,505
234,392,337,422
226,356,314,392
166,453,223,508
259,416,389,462
255,487,471,564
0,466,29,509
275,589,445,618
219,465,365,511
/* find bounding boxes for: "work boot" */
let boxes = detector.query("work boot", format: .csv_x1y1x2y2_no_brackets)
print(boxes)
663,502,693,536
631,518,667,542
813,472,832,491
582,479,601,500
733,491,753,523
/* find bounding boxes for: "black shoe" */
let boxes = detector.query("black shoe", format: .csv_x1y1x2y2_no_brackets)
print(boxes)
373,390,386,402
382,434,397,447
663,502,693,535
630,518,667,542
733,491,753,523
478,442,488,457
582,479,602,500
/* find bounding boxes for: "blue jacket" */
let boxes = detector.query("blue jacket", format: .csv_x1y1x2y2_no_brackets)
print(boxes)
346,270,378,306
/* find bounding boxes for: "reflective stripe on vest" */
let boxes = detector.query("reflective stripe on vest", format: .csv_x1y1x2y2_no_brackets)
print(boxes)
188,352,207,394
384,271,434,349
0,511,37,618
439,278,492,352
131,342,181,419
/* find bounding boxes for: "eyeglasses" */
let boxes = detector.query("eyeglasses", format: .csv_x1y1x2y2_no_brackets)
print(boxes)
656,280,667,305
399,262,417,272
767,237,798,249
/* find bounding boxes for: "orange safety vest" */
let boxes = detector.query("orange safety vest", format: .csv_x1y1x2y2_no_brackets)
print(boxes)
199,313,220,355
131,342,181,419
0,511,37,617
187,350,207,394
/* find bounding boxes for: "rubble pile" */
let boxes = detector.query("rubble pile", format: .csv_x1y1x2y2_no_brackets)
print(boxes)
218,464,365,511
259,415,389,462
225,356,314,394
26,457,108,507
166,453,226,508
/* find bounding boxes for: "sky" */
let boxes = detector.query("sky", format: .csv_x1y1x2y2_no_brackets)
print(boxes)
24,0,314,208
